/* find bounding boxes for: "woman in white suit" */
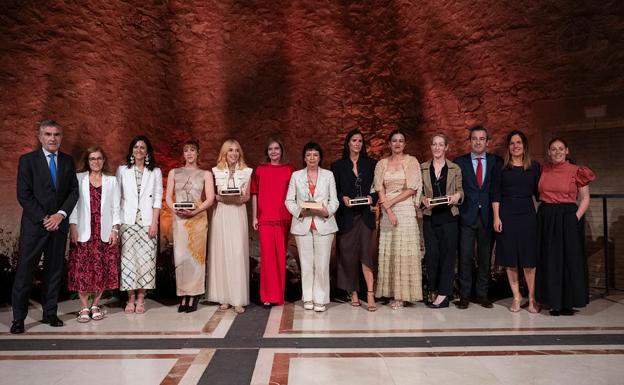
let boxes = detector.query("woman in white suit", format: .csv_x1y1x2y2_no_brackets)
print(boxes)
285,142,339,312
68,147,120,322
117,136,163,314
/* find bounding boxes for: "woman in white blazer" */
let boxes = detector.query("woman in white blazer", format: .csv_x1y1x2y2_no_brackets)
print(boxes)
285,142,339,312
68,147,121,322
116,136,163,314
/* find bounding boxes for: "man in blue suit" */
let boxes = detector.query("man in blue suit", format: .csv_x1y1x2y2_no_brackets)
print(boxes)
454,125,500,309
10,120,79,334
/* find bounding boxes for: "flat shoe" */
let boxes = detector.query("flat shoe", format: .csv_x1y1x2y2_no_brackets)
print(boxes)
124,302,135,314
135,302,145,314
90,305,104,320
77,308,91,323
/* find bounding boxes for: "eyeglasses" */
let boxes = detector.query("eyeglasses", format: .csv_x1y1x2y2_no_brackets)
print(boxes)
88,157,104,162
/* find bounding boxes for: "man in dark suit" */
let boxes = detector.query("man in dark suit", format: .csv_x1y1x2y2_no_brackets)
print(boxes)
10,120,79,334
454,124,500,309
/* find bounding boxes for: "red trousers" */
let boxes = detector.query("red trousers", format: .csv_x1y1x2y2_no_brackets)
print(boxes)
259,222,290,305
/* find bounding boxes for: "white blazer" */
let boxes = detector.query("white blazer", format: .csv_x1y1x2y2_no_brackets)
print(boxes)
69,172,121,242
116,165,163,226
285,167,339,236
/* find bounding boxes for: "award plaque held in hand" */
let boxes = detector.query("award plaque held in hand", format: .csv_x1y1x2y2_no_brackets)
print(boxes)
173,202,195,210
220,187,241,196
349,197,370,206
174,176,196,210
301,200,323,210
428,196,450,206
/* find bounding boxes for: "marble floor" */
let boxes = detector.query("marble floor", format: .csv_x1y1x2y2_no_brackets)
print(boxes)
1,295,623,384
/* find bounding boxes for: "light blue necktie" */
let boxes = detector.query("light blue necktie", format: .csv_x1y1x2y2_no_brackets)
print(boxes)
48,153,57,187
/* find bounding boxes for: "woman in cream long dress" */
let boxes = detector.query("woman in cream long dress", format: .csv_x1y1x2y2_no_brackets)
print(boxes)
207,139,253,313
374,130,423,309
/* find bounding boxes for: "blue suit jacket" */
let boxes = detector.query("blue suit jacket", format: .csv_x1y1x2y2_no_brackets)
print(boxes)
454,152,501,227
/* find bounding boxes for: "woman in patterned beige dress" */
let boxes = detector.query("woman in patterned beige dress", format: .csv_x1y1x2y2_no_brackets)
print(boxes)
117,136,163,314
374,129,423,309
165,139,215,313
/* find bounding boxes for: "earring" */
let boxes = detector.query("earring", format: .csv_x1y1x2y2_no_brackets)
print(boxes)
130,155,135,165
145,154,150,165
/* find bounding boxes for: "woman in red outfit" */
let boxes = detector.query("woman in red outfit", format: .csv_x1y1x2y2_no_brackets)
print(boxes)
251,138,295,306
536,138,595,316
68,147,120,322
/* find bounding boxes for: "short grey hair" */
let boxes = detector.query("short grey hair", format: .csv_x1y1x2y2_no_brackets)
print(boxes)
38,119,63,135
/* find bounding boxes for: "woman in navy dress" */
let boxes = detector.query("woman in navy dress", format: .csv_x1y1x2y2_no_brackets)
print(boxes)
492,130,540,313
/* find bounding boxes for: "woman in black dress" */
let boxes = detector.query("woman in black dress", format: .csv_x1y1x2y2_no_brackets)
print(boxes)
492,130,540,313
331,129,378,311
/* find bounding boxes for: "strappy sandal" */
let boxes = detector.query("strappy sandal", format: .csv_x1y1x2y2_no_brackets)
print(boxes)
90,305,104,320
124,301,135,314
135,302,145,314
527,300,541,314
350,293,361,307
366,291,377,312
509,298,521,313
390,300,404,310
219,304,230,310
234,306,245,314
77,308,91,323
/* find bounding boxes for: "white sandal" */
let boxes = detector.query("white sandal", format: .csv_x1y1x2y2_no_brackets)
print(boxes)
90,305,104,321
77,308,91,323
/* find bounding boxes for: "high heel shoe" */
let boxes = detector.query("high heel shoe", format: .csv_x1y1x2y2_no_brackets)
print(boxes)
366,291,377,312
186,296,199,313
178,296,188,313
427,296,449,309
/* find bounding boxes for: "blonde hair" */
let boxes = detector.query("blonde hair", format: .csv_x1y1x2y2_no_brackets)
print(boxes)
431,132,449,146
216,139,248,170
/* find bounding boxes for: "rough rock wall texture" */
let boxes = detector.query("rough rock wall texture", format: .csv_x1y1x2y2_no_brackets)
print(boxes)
1,0,623,259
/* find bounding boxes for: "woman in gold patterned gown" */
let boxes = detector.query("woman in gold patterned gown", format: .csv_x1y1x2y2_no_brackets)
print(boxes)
165,140,215,313
373,129,423,309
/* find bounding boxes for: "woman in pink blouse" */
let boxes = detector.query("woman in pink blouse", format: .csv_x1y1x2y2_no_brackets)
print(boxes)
536,138,595,316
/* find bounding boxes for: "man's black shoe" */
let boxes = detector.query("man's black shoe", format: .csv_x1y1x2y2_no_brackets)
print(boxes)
41,315,64,327
478,297,493,308
456,297,469,309
10,320,25,334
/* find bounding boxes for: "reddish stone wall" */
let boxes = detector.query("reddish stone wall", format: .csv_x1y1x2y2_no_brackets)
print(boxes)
1,1,622,266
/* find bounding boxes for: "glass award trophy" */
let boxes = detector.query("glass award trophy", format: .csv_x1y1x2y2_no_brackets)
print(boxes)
220,174,242,196
428,196,450,206
173,176,196,210
428,176,449,206
348,174,370,206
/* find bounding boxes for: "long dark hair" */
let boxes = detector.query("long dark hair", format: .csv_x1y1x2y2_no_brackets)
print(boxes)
126,135,157,171
341,129,369,160
388,129,407,143
503,130,532,170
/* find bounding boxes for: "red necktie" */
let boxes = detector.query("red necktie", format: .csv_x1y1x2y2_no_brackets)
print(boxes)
476,157,483,189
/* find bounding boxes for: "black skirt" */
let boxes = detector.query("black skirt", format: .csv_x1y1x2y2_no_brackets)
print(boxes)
535,203,588,309
336,214,374,292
